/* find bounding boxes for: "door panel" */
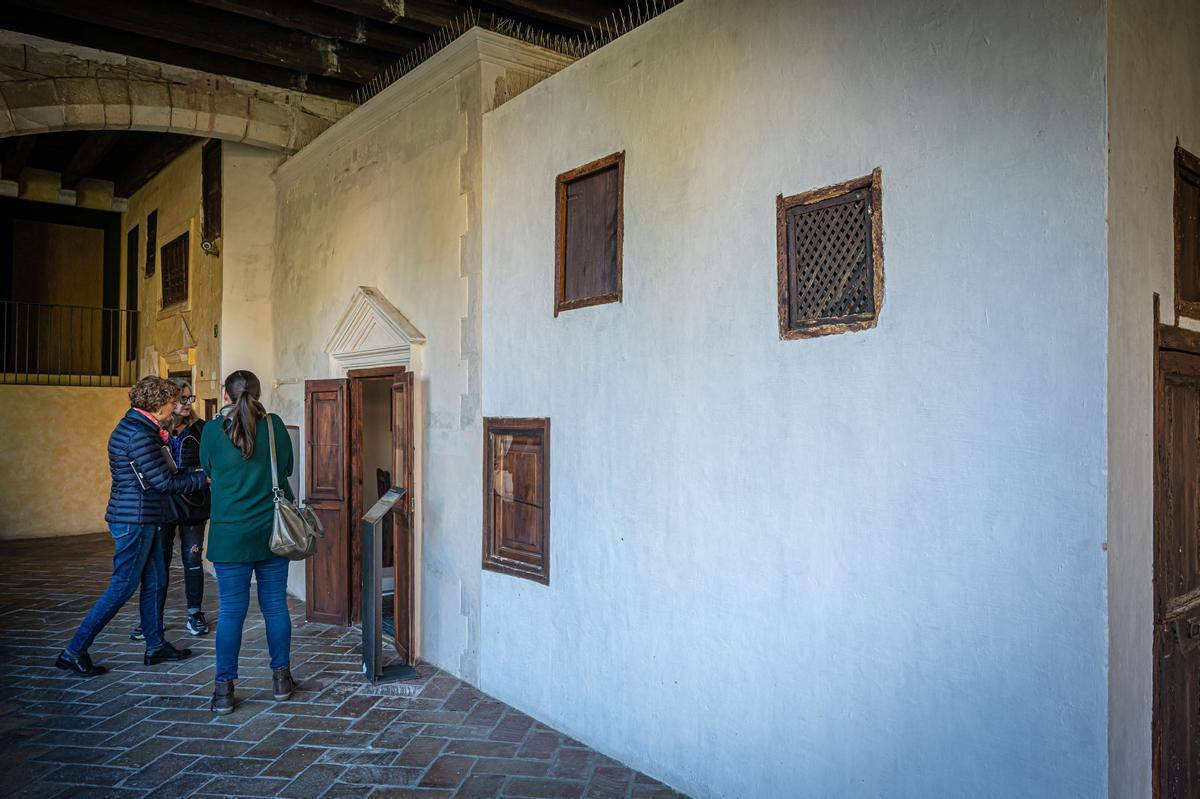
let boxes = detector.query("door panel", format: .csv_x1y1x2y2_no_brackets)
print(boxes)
305,378,349,625
1155,347,1200,798
392,372,414,664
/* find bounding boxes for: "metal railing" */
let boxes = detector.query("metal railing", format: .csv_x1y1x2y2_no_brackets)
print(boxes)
1,300,138,387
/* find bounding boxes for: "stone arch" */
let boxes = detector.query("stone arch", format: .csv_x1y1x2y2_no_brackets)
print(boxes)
0,33,353,152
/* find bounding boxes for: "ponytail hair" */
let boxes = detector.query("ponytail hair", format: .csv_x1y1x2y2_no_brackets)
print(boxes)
223,370,266,460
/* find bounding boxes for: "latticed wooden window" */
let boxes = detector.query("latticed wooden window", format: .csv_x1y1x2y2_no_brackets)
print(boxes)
160,231,189,308
776,169,883,338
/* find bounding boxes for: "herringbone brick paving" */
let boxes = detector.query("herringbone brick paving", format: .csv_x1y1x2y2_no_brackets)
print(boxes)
0,534,686,799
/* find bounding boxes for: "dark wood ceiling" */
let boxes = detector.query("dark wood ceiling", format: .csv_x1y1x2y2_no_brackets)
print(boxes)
0,0,632,100
0,132,197,198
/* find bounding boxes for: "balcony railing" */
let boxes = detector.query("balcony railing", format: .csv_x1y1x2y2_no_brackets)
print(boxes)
1,301,137,387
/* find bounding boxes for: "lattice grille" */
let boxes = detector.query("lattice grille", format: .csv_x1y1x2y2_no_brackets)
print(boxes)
789,189,873,324
160,232,189,308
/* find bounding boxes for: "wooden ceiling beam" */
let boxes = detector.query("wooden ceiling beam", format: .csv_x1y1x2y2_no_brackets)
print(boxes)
189,0,426,55
60,132,121,188
6,0,395,83
1,135,37,182
0,6,361,99
477,0,617,30
310,0,467,35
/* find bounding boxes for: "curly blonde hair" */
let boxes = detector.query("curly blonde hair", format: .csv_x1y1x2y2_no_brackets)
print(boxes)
128,376,181,412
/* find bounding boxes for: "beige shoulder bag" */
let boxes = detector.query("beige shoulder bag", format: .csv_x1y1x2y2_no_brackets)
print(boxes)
266,417,325,560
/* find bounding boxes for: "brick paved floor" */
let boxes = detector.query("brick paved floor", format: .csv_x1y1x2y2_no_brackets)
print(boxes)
0,534,686,799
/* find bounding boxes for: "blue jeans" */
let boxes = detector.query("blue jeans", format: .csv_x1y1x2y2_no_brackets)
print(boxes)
68,523,166,654
213,557,291,681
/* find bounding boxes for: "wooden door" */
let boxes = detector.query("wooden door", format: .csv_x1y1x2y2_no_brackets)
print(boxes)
392,372,415,663
1155,347,1200,797
305,378,350,625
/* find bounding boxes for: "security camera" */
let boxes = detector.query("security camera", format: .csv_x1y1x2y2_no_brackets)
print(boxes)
201,239,219,256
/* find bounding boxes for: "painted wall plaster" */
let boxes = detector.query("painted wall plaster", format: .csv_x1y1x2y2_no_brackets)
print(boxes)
269,30,572,681
0,385,130,538
1107,2,1200,796
221,142,281,406
481,1,1109,796
122,141,223,408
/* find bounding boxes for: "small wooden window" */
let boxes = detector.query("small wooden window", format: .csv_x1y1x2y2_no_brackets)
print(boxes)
1176,146,1200,317
160,231,189,308
776,169,883,339
145,210,157,277
555,152,623,315
202,140,222,242
483,417,550,584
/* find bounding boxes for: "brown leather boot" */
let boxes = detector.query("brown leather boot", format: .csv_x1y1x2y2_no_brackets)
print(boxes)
272,667,296,701
210,680,235,715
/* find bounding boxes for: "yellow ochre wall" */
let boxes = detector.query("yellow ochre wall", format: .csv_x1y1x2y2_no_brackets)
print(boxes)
0,385,130,539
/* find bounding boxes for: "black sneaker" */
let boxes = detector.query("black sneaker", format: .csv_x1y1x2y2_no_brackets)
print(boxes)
129,626,144,641
186,612,209,636
144,641,192,665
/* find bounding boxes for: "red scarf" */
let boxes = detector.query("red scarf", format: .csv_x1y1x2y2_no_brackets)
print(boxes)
133,407,169,444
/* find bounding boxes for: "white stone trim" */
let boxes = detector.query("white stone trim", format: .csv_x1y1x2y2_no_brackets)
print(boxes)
325,286,426,370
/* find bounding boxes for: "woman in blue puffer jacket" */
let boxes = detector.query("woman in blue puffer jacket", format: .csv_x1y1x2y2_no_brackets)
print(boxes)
55,376,207,677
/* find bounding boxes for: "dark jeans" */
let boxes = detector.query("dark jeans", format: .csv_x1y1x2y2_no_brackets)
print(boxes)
67,523,165,654
213,556,291,681
158,523,206,616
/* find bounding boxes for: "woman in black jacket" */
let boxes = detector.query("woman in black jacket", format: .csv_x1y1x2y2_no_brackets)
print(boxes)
131,377,211,641
55,376,207,677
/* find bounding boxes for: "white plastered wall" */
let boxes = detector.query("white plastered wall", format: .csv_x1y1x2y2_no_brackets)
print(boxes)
481,1,1109,796
221,142,282,408
1107,1,1200,796
267,31,571,679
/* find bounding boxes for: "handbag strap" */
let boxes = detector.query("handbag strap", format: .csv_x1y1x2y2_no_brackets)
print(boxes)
265,415,282,498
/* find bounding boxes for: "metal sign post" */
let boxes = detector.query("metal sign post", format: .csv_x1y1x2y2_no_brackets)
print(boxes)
360,486,416,684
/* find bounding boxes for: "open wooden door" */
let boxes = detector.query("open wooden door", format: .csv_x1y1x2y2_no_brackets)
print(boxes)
1155,345,1200,798
305,378,350,625
391,371,415,663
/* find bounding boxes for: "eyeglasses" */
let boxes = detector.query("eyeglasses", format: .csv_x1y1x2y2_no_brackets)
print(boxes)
178,396,197,405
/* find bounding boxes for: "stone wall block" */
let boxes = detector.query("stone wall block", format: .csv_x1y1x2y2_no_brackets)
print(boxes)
74,178,115,210
244,97,292,149
98,78,132,129
57,77,105,128
289,110,333,150
127,80,171,131
0,42,25,71
3,80,62,132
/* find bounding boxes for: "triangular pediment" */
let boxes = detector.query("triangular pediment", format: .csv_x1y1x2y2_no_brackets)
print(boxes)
325,286,426,369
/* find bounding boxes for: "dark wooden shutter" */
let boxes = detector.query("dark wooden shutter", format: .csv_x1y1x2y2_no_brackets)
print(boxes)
391,372,414,662
1177,147,1200,312
144,210,157,277
305,378,350,625
483,417,550,584
202,140,222,242
555,152,624,315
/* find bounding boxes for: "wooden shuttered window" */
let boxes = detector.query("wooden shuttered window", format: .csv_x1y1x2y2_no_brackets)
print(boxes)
483,417,550,584
160,231,189,308
555,152,624,315
776,169,884,339
202,140,222,242
1176,146,1200,316
144,210,157,277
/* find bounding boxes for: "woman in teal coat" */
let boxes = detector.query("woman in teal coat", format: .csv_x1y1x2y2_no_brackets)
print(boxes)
200,370,297,714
